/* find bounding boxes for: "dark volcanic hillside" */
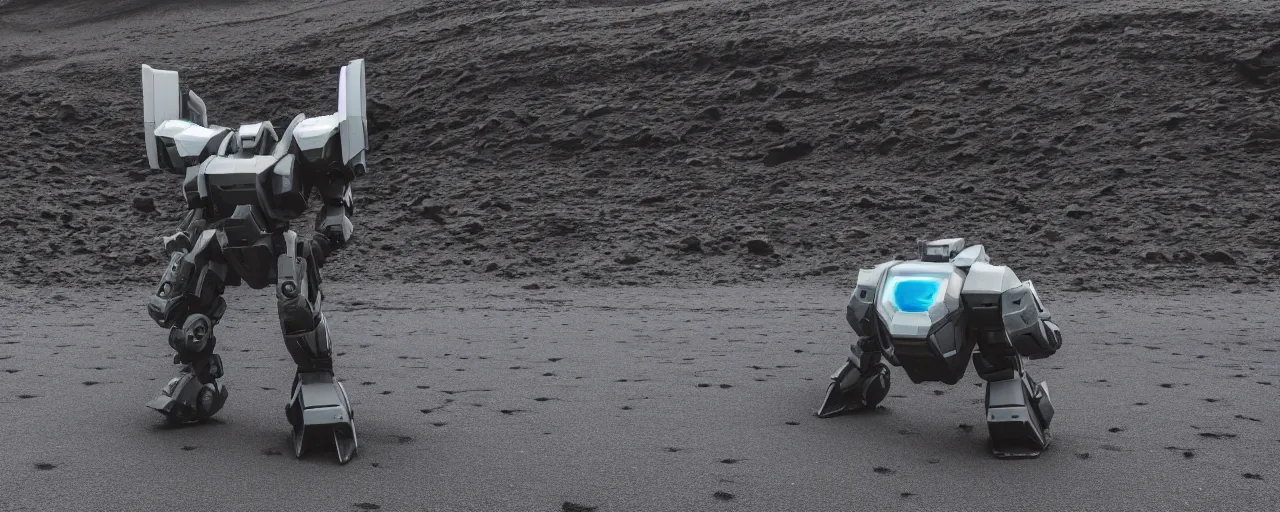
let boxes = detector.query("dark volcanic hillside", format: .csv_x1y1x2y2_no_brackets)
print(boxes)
1,0,1278,290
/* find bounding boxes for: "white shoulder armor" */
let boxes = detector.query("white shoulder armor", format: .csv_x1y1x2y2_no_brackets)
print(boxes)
293,114,340,152
141,64,211,170
961,262,1021,295
284,59,368,179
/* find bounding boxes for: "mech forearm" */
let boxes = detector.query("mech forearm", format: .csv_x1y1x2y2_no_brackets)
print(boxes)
963,264,1063,361
306,177,354,269
1001,281,1062,360
314,179,354,247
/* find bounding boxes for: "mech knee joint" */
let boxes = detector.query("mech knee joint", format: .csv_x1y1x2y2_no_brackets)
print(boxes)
168,313,218,358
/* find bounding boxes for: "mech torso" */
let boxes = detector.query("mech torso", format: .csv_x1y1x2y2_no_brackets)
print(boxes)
153,114,351,231
845,238,1047,385
142,60,367,234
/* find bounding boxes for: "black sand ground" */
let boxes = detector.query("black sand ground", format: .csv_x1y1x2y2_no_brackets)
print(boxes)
1,0,1280,291
1,283,1277,511
2,1,1279,511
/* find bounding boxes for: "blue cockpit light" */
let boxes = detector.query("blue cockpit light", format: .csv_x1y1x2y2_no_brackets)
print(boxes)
890,277,944,313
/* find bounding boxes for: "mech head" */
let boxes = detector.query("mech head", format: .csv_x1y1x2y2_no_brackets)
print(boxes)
915,237,989,271
234,122,280,156
917,238,966,262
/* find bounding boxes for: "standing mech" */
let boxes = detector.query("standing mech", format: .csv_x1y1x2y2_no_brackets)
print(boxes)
139,59,369,463
816,238,1063,458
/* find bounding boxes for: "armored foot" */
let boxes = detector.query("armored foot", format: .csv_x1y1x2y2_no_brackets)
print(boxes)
985,370,1054,459
816,361,890,417
286,371,357,464
147,356,228,424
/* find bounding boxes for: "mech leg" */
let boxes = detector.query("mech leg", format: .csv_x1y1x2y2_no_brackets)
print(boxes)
277,231,357,464
973,349,1054,458
816,336,891,417
965,276,1063,458
145,227,231,423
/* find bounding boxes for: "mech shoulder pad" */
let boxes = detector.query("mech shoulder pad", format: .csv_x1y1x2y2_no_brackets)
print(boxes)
951,244,989,271
293,114,340,152
961,262,1020,295
171,123,231,159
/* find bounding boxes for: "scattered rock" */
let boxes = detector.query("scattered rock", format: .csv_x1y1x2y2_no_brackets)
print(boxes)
678,236,702,252
583,104,616,118
695,106,723,121
420,205,448,224
744,238,774,256
57,103,78,122
1233,39,1280,81
763,119,787,133
876,136,902,154
132,197,156,213
1064,204,1092,219
1142,250,1168,263
1159,113,1188,130
761,140,814,166
1201,251,1236,265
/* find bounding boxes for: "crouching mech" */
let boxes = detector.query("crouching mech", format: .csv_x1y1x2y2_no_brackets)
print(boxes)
816,238,1064,458
139,59,370,463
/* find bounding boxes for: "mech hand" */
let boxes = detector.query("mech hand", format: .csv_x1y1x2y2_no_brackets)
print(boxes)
163,232,193,255
310,232,332,268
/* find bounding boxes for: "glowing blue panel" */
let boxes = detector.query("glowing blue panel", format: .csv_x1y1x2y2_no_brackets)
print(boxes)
891,278,943,313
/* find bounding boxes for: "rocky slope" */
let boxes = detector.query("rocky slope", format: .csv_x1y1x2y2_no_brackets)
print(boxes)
1,0,1278,291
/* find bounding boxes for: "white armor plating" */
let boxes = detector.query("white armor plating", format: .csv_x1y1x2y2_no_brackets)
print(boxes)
293,114,340,152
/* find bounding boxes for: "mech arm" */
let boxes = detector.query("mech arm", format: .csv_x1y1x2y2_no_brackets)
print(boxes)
284,59,369,266
962,262,1063,458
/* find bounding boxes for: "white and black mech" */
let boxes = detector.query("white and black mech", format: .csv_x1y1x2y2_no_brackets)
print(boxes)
816,238,1064,458
139,59,369,463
